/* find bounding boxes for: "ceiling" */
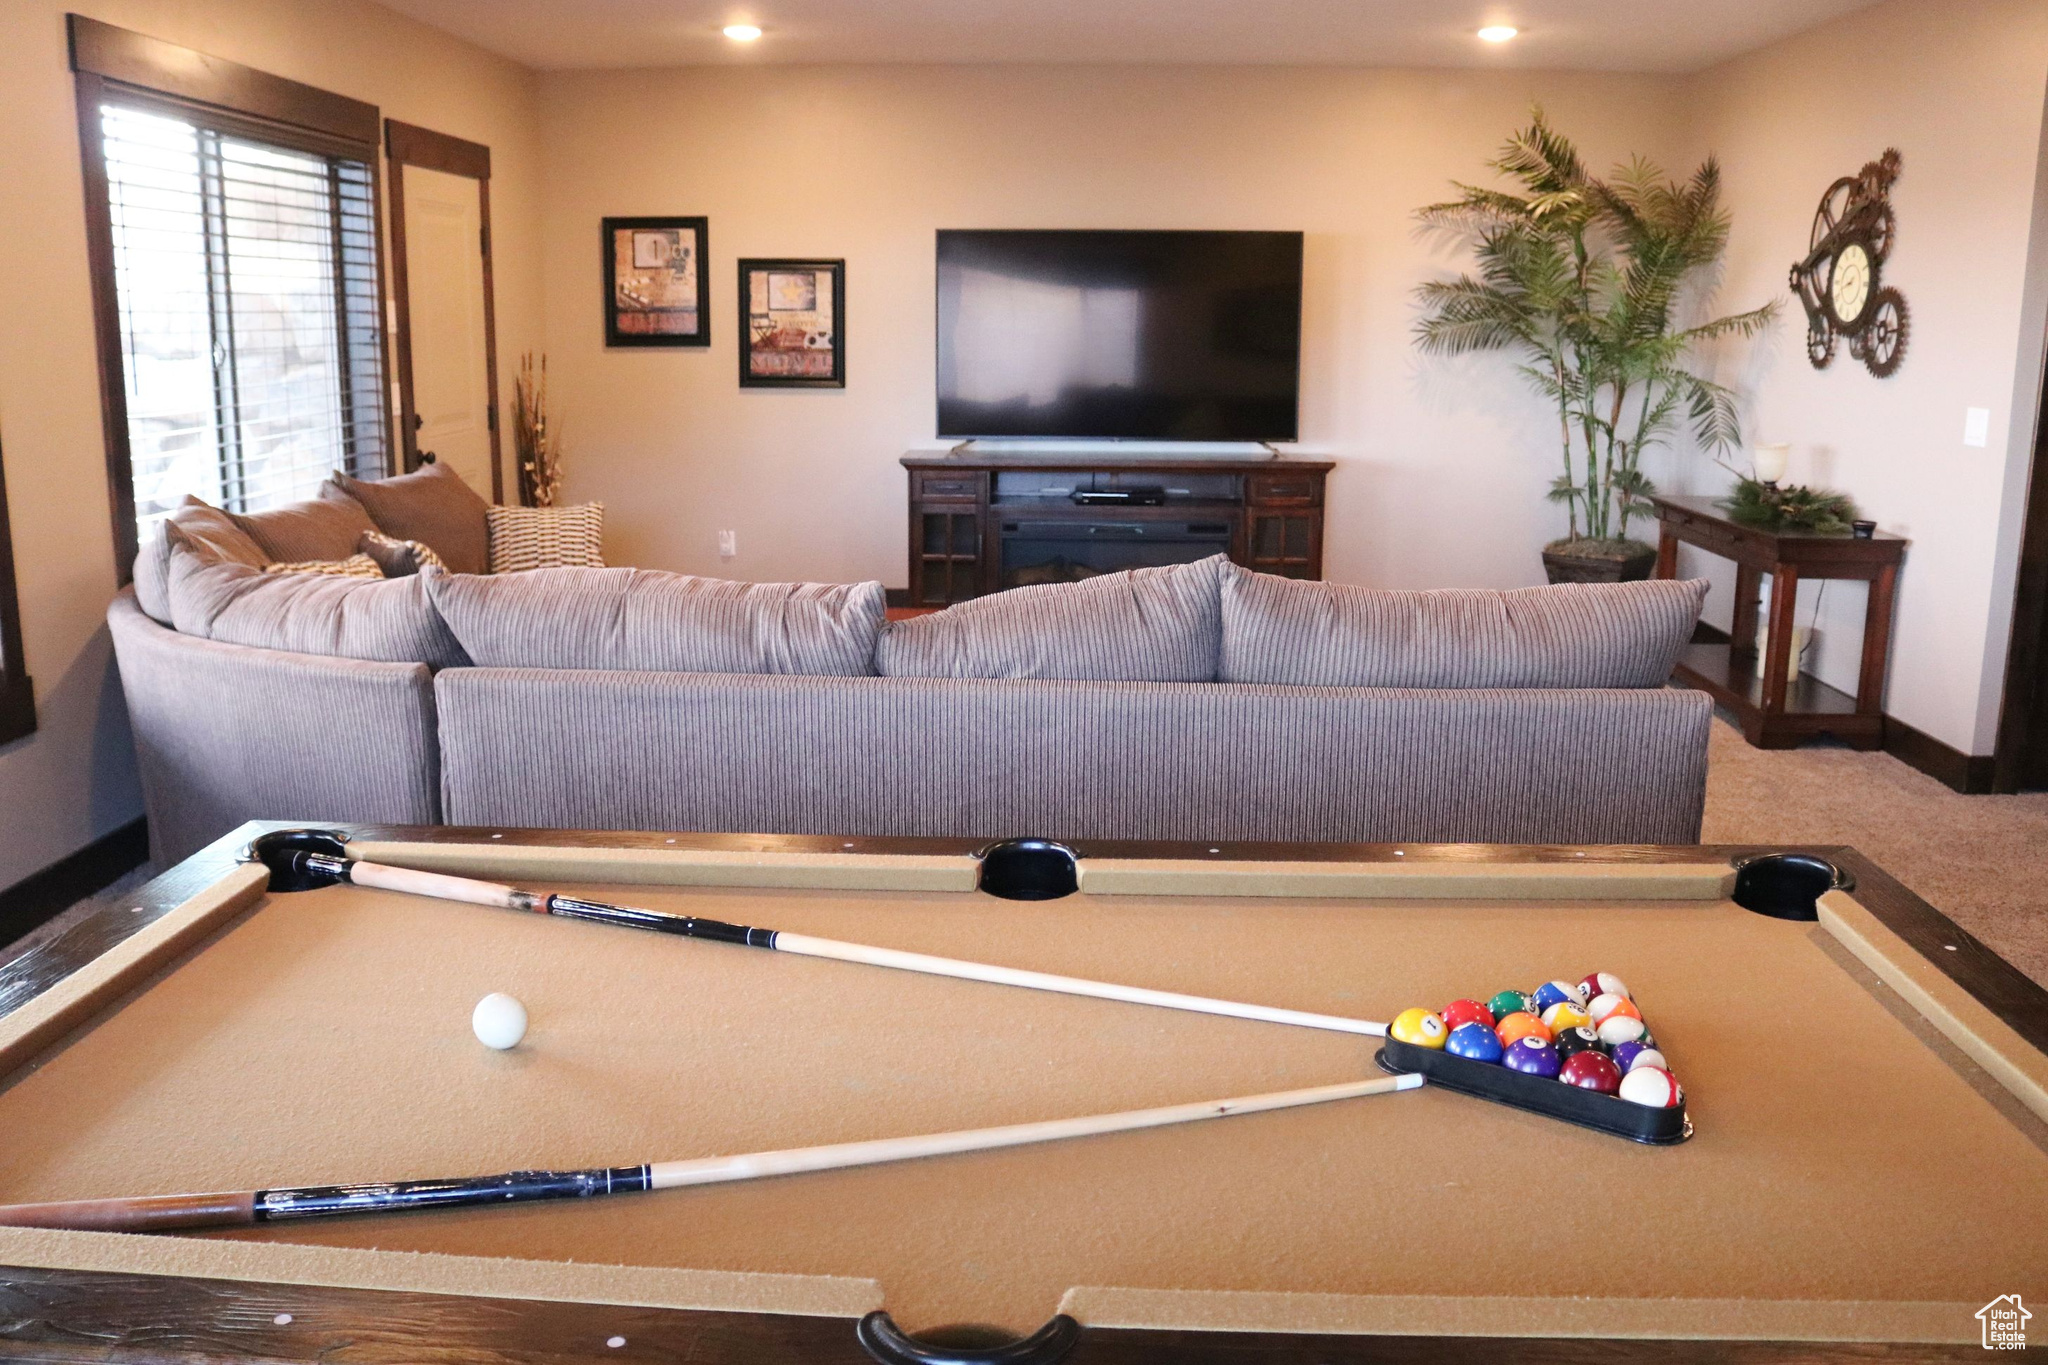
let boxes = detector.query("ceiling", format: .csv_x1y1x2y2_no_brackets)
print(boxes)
377,0,1888,73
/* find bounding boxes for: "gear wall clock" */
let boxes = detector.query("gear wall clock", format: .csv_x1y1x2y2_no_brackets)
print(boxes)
1790,149,1908,377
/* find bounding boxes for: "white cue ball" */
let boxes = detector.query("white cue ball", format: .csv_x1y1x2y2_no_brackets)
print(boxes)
471,992,528,1050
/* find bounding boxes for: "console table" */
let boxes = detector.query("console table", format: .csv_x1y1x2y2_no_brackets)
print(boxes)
1650,493,1907,750
901,452,1333,606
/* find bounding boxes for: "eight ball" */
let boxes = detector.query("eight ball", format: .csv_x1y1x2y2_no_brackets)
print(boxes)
1554,1025,1607,1062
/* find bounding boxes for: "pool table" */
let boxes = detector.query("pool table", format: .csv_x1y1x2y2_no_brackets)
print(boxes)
0,823,2043,1364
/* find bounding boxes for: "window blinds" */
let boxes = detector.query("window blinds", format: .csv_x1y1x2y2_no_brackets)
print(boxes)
100,101,387,535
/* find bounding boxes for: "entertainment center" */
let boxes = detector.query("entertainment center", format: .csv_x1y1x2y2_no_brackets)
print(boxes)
901,451,1332,606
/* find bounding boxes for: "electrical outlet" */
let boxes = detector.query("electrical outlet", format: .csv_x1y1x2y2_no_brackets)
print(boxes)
1964,407,1991,448
718,530,738,559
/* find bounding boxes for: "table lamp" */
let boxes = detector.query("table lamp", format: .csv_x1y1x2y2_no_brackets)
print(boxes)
1753,443,1790,487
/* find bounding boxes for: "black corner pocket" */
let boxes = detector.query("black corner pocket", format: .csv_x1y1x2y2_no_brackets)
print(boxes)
242,828,351,892
857,1312,1080,1365
1731,853,1852,922
977,839,1080,901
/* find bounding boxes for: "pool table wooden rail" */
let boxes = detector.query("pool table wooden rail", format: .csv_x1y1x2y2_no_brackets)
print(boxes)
0,822,2043,1365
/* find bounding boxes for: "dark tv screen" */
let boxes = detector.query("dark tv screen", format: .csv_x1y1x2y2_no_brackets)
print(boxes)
936,229,1302,441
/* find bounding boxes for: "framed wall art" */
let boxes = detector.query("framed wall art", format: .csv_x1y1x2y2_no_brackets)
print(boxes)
738,258,844,387
603,216,710,347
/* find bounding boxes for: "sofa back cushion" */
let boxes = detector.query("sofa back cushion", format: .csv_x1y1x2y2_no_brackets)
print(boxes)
425,567,885,675
326,462,490,575
876,556,1223,682
131,528,175,624
166,543,467,667
231,494,376,563
1218,564,1707,688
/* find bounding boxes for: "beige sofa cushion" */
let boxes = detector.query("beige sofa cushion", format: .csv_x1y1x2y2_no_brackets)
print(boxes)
425,566,885,676
231,494,376,563
325,462,490,575
1217,563,1707,688
166,542,467,667
876,556,1224,682
166,496,268,568
130,528,175,624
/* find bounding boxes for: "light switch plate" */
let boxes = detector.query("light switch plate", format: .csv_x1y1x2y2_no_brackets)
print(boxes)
718,530,738,558
1964,407,1991,448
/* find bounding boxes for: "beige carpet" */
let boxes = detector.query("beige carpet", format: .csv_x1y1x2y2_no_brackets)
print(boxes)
1702,716,2048,988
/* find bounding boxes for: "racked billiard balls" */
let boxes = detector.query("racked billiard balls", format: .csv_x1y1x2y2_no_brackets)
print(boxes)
1560,1051,1623,1093
1554,1025,1605,1062
1502,1036,1561,1078
1445,1021,1504,1063
1441,998,1495,1032
1390,1007,1448,1048
1487,990,1531,1021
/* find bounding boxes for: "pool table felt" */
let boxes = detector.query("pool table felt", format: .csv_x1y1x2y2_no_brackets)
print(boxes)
2,867,2045,1341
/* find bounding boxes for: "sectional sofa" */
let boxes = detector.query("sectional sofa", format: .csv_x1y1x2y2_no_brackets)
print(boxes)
109,477,1714,865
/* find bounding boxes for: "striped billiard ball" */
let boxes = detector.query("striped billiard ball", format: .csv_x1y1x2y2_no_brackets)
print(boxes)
1596,1013,1648,1046
1619,1065,1683,1108
1579,971,1630,1002
1530,980,1585,1014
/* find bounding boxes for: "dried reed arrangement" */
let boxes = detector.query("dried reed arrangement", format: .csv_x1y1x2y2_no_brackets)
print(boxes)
513,352,562,507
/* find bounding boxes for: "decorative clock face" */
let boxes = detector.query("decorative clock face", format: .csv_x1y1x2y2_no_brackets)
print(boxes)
1830,242,1871,325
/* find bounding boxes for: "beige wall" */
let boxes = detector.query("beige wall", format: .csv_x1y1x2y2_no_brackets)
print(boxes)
535,65,1691,588
0,0,543,888
1672,0,2048,754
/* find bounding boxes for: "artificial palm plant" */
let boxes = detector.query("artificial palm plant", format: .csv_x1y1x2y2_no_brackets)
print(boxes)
1414,112,1776,576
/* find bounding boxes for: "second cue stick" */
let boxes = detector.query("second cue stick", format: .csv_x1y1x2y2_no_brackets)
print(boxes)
0,1073,1423,1233
293,853,1387,1037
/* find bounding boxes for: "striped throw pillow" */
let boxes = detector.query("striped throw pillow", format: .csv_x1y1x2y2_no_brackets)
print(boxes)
487,503,605,574
357,528,447,577
261,552,385,579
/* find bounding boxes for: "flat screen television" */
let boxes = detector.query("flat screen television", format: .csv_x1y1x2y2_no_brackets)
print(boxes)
936,229,1303,442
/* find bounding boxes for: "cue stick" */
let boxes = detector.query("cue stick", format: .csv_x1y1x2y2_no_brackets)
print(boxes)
289,852,1390,1038
0,1073,1423,1233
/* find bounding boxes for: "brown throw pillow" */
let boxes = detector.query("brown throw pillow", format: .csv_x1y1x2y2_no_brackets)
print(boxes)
165,497,268,569
357,528,448,578
324,462,490,575
231,494,376,563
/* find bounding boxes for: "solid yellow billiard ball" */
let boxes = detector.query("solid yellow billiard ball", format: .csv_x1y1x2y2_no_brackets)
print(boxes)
1390,1007,1448,1049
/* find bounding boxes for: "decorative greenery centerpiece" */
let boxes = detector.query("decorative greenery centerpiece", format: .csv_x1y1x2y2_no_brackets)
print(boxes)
1414,111,1778,580
1720,478,1860,534
513,352,563,507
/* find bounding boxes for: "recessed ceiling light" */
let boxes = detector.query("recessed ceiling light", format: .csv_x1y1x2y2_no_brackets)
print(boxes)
723,23,763,41
1477,25,1519,42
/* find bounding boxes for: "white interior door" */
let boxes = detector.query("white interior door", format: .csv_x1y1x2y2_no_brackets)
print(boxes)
400,164,493,497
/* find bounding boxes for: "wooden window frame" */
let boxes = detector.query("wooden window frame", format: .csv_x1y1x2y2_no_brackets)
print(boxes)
0,431,35,746
384,120,504,503
67,14,391,583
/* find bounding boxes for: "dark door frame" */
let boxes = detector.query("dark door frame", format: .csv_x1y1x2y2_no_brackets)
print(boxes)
384,120,504,503
1993,350,2048,791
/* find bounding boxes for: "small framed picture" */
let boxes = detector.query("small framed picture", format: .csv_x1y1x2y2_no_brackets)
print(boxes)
738,258,844,387
604,216,709,347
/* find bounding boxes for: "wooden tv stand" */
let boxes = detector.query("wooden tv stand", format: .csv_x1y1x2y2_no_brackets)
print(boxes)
901,451,1333,606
